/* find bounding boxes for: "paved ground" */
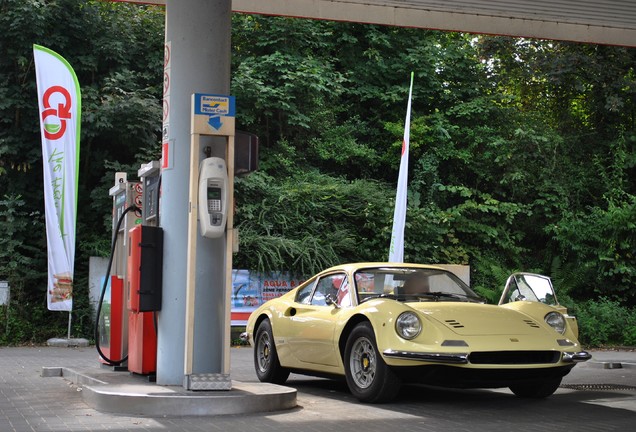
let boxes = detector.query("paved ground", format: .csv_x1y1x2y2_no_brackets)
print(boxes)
1,346,635,431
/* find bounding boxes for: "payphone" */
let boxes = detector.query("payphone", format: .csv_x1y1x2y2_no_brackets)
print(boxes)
198,157,228,239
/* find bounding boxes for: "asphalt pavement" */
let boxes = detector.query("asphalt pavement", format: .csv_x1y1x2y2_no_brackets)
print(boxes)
1,345,635,431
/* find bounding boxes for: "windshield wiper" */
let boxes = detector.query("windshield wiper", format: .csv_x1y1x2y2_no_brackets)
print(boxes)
360,292,482,304
397,292,460,301
358,293,397,304
405,292,482,302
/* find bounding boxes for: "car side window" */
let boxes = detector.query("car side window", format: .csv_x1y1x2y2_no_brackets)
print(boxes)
311,274,348,307
335,277,351,307
296,279,316,305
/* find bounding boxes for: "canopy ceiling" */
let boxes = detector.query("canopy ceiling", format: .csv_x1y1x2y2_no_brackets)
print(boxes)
124,0,636,46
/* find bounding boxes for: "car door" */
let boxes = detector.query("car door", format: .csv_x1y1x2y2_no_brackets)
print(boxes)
286,272,350,367
499,272,580,337
499,273,559,306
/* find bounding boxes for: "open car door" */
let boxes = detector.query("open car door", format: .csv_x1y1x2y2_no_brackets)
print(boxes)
499,272,579,338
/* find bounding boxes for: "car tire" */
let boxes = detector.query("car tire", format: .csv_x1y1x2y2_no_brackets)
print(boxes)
344,321,401,403
509,377,562,398
254,319,290,384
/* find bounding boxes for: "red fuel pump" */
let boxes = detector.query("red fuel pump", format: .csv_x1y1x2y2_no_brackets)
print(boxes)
97,173,143,368
97,276,125,366
126,162,163,375
127,224,162,374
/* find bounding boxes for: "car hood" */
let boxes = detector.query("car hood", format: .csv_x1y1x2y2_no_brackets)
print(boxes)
407,302,550,336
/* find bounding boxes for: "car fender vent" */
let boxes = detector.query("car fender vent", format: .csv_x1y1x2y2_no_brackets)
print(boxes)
445,319,465,328
523,319,541,329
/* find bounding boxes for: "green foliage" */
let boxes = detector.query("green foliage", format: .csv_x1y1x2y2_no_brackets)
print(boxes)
1,4,636,345
469,254,517,304
0,195,44,281
574,298,636,347
0,194,68,344
234,171,394,275
548,193,636,301
0,0,164,344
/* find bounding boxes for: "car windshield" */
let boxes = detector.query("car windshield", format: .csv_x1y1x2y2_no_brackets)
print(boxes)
354,267,483,303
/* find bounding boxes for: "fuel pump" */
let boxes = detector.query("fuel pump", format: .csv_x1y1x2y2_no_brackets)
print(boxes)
139,161,161,226
96,173,142,367
127,161,163,375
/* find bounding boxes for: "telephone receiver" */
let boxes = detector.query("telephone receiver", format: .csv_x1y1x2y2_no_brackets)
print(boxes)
198,157,228,238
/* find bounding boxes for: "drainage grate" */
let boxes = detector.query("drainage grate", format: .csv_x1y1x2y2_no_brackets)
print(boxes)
560,383,636,391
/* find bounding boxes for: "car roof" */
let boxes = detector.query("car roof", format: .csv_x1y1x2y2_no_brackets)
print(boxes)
316,262,450,276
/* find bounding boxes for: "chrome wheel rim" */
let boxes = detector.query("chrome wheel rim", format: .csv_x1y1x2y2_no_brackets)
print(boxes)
349,336,376,389
256,331,271,373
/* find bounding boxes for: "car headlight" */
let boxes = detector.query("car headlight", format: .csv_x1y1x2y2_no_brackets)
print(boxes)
545,312,566,334
396,312,422,340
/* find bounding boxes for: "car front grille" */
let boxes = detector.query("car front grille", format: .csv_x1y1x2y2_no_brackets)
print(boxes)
469,350,561,365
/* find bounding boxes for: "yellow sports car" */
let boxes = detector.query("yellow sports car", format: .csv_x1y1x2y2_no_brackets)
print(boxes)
243,263,591,403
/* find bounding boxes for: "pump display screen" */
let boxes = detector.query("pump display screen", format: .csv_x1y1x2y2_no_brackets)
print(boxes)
207,187,221,200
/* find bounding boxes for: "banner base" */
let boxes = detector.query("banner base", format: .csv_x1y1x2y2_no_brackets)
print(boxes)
46,338,89,348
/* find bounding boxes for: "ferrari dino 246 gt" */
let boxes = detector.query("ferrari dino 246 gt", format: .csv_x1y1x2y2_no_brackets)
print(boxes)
243,263,591,403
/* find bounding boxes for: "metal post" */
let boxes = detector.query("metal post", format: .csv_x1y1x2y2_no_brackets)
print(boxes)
183,94,235,389
158,0,231,385
223,135,235,375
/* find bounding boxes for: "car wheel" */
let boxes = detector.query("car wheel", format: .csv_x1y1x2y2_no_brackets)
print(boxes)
344,321,401,403
254,319,290,384
509,377,562,398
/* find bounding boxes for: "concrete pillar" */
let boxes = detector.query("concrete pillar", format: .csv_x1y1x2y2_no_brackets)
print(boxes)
158,0,231,385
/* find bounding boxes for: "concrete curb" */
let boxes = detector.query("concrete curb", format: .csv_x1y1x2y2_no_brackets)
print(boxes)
44,367,297,417
590,361,636,370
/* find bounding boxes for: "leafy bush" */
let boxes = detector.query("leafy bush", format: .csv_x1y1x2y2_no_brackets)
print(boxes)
574,297,636,347
549,194,636,303
0,0,164,345
234,170,394,275
2,3,636,347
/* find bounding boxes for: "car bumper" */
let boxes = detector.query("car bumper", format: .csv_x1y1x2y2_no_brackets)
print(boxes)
383,349,468,364
383,349,592,365
562,351,592,362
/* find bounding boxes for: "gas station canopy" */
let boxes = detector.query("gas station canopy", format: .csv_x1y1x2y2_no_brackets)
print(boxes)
126,0,636,47
111,0,636,388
